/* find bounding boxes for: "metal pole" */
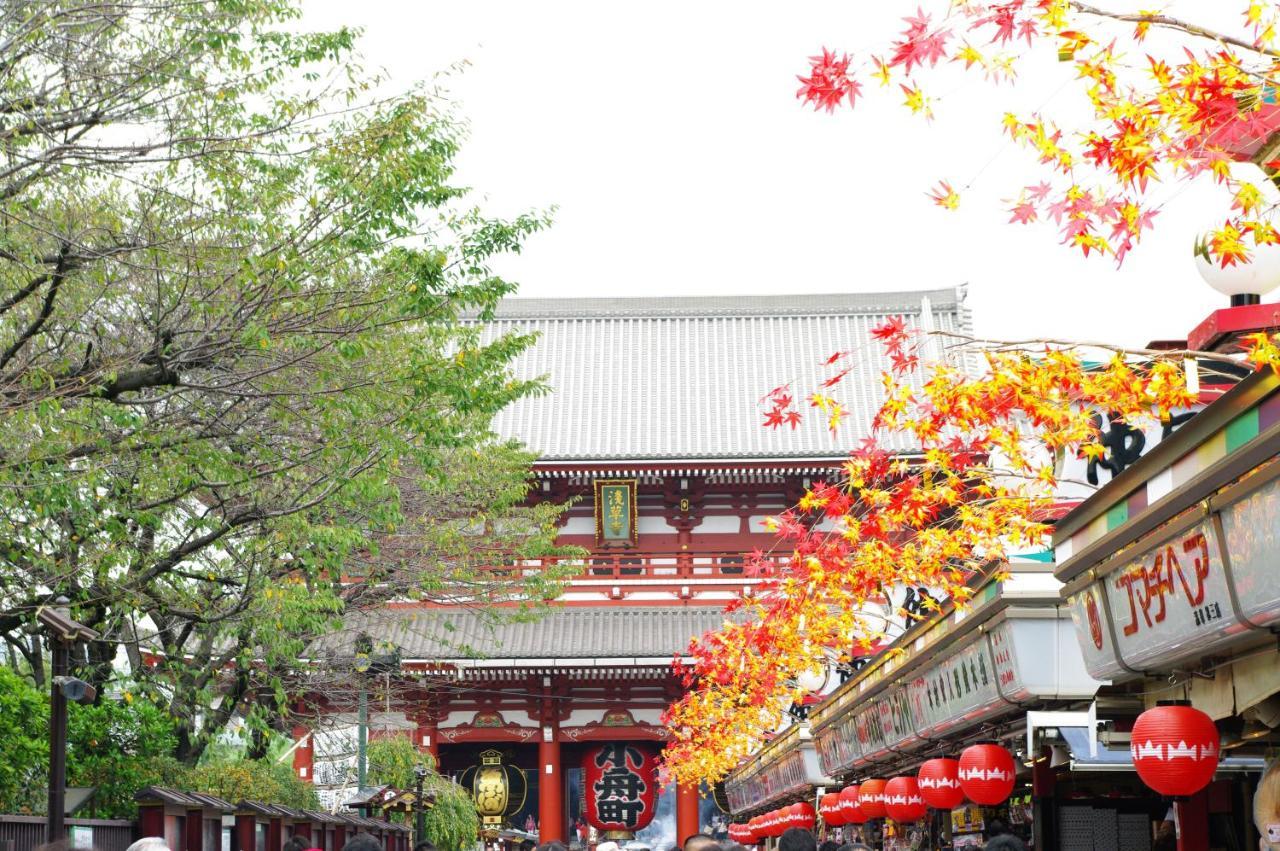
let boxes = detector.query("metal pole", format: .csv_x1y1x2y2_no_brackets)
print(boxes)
414,771,426,846
47,635,68,844
357,686,368,788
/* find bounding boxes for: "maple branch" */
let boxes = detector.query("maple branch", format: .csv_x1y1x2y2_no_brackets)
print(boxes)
928,329,1248,367
1069,1,1280,59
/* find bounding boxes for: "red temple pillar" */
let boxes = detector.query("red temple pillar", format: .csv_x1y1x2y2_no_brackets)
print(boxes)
539,722,564,842
1176,788,1209,851
292,725,314,783
677,783,699,847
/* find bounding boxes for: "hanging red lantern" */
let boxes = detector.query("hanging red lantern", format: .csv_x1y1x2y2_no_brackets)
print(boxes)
838,785,866,824
792,801,816,830
917,758,966,810
582,743,659,835
820,791,846,826
765,810,782,837
883,777,928,823
958,744,1016,805
1131,704,1221,797
858,778,887,819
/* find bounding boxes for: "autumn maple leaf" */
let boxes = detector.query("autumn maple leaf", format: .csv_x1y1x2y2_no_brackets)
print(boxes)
1008,200,1038,224
796,48,863,112
927,180,960,210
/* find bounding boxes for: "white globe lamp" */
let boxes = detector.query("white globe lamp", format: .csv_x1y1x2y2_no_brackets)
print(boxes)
795,663,828,694
1195,231,1280,306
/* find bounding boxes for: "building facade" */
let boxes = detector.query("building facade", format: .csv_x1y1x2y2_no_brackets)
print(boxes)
294,289,974,847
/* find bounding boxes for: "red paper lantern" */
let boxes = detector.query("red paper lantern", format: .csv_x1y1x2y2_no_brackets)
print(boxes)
766,810,783,837
791,801,816,830
582,743,659,834
883,777,927,823
1131,705,1221,797
958,744,1016,805
858,778,887,819
820,791,846,826
838,785,866,824
917,758,965,810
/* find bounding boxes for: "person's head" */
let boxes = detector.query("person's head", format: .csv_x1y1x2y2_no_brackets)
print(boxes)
341,834,384,851
519,841,536,851
986,820,1009,837
777,829,815,851
283,837,308,851
722,844,747,851
683,834,720,851
125,840,170,851
818,841,839,851
415,841,438,851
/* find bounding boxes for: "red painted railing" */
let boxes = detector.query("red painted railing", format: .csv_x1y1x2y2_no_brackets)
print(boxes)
484,551,788,580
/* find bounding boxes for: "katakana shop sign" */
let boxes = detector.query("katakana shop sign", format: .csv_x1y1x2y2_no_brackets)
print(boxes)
582,743,658,836
1066,515,1243,681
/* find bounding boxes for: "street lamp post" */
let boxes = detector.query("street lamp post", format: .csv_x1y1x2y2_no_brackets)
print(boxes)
413,764,428,846
37,597,98,845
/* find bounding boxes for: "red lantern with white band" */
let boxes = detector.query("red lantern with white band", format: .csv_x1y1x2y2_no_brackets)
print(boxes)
839,785,866,824
820,792,846,826
1131,704,1220,797
858,778,888,819
883,777,927,823
917,758,966,810
958,744,1016,805
792,801,816,830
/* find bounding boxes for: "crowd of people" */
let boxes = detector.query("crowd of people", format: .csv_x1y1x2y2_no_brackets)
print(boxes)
81,817,1025,851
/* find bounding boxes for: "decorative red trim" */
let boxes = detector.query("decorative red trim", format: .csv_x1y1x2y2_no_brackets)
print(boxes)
559,722,668,742
1187,303,1280,352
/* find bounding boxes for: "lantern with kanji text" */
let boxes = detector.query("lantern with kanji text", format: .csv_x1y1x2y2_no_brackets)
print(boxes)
958,744,1016,805
883,777,927,823
858,779,887,819
1131,704,1221,797
838,785,866,824
916,758,965,810
582,742,659,838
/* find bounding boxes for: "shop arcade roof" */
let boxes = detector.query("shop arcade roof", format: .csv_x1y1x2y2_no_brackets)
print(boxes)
476,288,972,463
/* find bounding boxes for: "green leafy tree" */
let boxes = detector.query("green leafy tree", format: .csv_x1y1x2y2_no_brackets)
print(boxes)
182,758,320,811
0,667,47,813
0,0,576,763
366,734,478,851
66,697,188,818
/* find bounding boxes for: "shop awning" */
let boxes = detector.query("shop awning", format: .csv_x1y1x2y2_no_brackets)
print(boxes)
1059,727,1267,773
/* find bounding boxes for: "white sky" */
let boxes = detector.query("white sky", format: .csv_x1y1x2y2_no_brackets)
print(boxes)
301,1,1261,349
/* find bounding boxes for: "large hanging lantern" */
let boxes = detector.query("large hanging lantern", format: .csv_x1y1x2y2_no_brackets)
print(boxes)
958,744,1016,805
459,749,528,832
839,785,867,824
582,743,659,837
1131,704,1221,797
883,777,927,823
917,758,965,810
819,791,846,826
858,778,887,819
790,801,816,830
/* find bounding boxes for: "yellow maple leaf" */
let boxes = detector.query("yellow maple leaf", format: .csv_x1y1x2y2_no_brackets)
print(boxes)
928,180,960,210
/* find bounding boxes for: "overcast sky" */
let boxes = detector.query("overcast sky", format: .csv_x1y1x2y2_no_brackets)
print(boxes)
302,1,1258,349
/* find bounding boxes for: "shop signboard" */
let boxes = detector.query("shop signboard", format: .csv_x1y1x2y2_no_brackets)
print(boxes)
1067,517,1245,680
1220,472,1280,629
814,615,1101,777
725,744,813,812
